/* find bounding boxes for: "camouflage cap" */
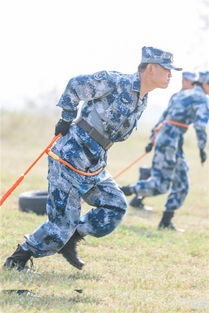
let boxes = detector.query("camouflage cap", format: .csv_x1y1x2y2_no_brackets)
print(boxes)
141,46,182,71
182,71,197,81
204,71,209,83
198,71,209,83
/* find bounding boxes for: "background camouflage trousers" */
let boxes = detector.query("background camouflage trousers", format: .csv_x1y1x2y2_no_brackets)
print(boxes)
135,145,189,212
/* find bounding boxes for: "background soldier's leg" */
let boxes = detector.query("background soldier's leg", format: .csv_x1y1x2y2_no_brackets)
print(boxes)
165,156,189,212
158,156,188,231
135,146,176,197
129,167,151,208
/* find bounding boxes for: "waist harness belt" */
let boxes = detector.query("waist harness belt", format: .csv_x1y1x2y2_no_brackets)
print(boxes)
46,150,103,176
46,118,112,176
152,120,189,145
76,118,113,150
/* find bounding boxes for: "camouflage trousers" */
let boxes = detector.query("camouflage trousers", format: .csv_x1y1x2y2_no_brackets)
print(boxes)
22,176,127,258
135,145,189,211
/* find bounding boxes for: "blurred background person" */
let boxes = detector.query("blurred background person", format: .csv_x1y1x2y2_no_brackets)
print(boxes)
121,71,209,231
127,71,197,211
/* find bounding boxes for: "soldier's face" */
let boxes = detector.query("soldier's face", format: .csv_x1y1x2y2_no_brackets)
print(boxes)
182,78,195,90
151,64,172,89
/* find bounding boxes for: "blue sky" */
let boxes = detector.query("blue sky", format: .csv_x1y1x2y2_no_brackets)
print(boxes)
0,0,208,118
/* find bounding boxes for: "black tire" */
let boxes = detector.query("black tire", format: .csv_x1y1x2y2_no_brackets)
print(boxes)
19,190,48,215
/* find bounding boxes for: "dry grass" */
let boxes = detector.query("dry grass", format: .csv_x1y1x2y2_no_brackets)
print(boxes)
0,112,209,313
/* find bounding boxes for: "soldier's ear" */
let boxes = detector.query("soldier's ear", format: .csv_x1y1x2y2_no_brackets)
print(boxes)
146,64,155,74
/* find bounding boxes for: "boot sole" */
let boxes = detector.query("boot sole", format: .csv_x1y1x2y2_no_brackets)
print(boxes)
69,260,85,270
60,254,85,270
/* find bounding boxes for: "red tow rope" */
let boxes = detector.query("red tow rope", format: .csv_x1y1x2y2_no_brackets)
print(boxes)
113,152,148,179
0,134,61,206
0,136,149,206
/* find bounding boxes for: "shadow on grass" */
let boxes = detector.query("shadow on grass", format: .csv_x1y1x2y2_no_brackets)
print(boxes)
0,268,102,291
128,206,157,219
34,270,102,282
67,271,101,281
0,290,101,311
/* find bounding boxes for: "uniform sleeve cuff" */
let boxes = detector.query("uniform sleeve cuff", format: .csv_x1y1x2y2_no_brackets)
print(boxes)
61,109,77,122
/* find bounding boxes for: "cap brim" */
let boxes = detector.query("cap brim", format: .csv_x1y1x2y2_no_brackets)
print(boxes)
160,64,182,71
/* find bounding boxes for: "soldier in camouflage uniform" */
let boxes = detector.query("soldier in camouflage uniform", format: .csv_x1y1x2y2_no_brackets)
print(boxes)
121,71,209,231
128,71,197,210
4,46,182,271
181,71,198,91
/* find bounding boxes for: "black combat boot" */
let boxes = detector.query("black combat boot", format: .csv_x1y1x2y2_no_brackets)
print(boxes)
120,185,136,196
4,245,33,271
58,230,85,270
129,196,145,209
158,211,184,232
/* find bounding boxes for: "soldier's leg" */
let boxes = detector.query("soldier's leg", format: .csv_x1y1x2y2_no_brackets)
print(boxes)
22,183,82,256
77,177,127,237
129,167,151,208
4,182,82,270
165,156,189,211
134,145,176,197
158,156,189,231
56,177,127,269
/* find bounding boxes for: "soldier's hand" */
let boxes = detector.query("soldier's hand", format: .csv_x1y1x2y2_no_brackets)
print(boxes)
120,185,136,196
55,119,72,136
145,142,153,153
200,148,207,164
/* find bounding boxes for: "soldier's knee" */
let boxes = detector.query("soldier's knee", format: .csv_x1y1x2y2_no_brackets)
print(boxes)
116,190,128,212
120,196,128,212
158,181,170,194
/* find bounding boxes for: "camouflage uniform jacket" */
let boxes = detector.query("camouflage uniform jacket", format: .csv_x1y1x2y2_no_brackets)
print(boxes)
49,71,148,193
57,70,147,141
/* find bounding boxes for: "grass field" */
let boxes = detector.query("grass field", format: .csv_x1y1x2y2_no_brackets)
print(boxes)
0,112,209,313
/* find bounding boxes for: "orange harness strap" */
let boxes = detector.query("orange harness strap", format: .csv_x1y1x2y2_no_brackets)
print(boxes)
46,149,103,177
152,120,189,145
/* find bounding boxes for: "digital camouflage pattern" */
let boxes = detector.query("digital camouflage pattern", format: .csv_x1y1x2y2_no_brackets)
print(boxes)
141,46,182,71
22,70,148,257
198,71,209,83
23,177,127,257
134,85,209,211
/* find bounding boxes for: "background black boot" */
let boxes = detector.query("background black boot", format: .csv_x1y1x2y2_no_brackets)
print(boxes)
158,211,184,232
59,230,85,270
4,245,33,271
120,185,136,196
129,196,145,209
129,196,153,212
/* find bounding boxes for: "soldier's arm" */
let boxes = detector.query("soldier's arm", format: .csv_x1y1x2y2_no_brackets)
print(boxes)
193,100,209,150
148,106,170,143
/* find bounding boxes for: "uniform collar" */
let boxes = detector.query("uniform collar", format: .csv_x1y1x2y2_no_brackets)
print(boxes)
132,72,140,92
132,72,148,103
